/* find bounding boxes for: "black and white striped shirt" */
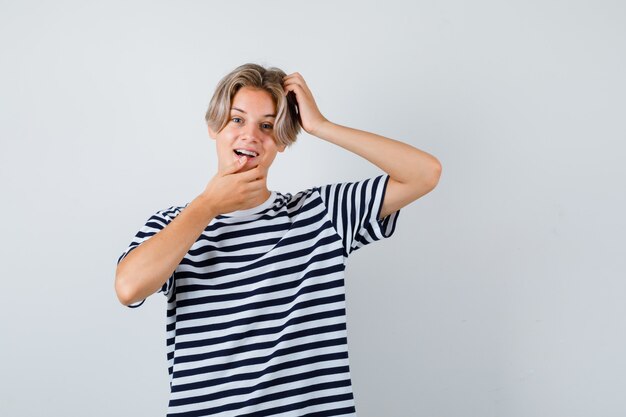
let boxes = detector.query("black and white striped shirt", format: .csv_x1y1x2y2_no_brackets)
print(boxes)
117,174,400,417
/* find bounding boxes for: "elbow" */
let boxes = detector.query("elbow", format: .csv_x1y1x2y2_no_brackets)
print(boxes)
429,157,442,189
420,156,442,193
115,269,139,307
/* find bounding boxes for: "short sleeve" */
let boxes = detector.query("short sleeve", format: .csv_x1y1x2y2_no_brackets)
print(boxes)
116,208,176,308
316,174,400,258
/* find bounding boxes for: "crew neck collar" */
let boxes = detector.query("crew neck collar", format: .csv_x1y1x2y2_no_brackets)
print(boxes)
220,191,277,217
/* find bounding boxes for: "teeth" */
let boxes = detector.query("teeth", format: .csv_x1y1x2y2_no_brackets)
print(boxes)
235,149,258,157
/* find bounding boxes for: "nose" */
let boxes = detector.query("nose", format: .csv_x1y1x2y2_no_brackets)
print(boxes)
241,123,262,142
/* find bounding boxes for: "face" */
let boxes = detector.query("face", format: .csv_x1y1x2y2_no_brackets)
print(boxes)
209,86,285,173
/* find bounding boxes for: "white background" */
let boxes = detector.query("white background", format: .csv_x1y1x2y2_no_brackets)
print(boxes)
1,1,625,416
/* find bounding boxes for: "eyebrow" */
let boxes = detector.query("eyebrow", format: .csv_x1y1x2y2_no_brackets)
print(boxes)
231,107,276,118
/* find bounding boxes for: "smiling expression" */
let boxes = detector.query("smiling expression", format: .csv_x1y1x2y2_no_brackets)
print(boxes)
209,86,286,173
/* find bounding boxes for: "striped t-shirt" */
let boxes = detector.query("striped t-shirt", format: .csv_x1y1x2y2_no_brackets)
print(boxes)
117,174,400,417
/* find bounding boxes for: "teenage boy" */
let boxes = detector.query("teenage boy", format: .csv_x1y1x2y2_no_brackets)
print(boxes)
116,63,441,417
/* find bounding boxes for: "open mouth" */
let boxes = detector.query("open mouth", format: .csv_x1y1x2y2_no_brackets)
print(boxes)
234,149,259,159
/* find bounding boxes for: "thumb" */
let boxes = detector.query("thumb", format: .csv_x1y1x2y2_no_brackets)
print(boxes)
221,154,247,176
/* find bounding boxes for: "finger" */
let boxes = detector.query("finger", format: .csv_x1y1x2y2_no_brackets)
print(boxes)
245,176,266,192
254,151,272,172
283,84,312,115
284,82,311,101
283,77,305,89
283,73,308,88
283,72,303,81
221,155,247,175
240,164,267,182
228,162,263,182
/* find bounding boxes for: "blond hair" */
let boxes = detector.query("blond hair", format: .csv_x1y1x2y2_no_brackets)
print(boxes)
205,63,300,148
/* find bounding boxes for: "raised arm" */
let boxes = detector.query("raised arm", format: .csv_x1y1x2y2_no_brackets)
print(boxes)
283,72,442,219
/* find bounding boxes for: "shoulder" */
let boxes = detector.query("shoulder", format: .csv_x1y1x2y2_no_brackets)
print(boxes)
271,187,324,215
159,203,188,222
275,185,320,203
309,175,389,200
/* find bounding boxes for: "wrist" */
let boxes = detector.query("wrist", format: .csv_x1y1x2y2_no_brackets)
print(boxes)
309,118,331,138
190,193,220,221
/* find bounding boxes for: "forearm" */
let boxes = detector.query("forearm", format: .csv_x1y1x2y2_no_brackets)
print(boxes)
115,194,217,306
313,120,441,185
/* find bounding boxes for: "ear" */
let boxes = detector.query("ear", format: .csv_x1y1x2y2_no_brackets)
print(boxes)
207,125,216,140
277,143,286,153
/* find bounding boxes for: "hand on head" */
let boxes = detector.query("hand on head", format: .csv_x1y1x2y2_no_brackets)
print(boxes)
282,72,328,136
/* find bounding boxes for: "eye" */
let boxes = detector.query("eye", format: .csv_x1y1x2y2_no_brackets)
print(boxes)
261,123,273,130
231,117,243,124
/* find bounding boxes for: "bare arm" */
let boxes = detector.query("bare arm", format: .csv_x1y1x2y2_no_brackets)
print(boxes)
283,73,442,219
311,121,441,218
115,155,267,306
115,195,217,306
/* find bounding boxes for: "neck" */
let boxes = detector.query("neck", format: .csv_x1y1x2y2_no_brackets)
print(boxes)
239,188,271,210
